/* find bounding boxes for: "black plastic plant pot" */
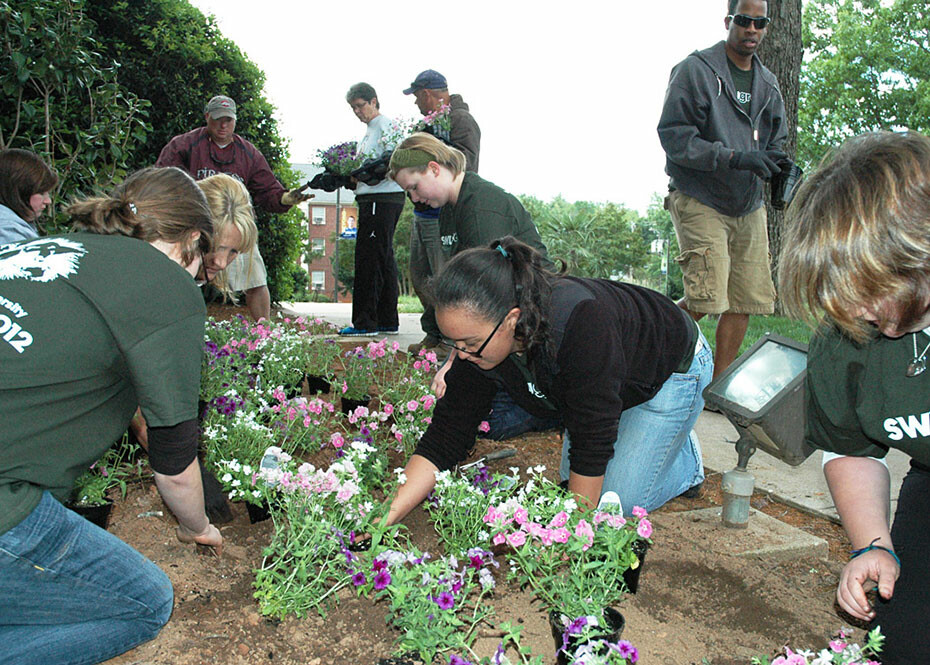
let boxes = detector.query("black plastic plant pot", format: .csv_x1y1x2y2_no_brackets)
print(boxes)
245,500,272,524
622,540,649,594
68,500,114,530
549,607,625,665
340,395,371,415
305,374,331,395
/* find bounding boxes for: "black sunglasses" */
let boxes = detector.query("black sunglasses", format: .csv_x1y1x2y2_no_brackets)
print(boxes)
729,14,770,29
439,312,509,359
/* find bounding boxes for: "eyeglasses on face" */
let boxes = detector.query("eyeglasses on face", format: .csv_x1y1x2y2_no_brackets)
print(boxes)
438,312,509,359
729,13,770,29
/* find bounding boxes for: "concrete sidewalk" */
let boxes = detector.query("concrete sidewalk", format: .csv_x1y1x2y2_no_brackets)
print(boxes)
281,301,910,524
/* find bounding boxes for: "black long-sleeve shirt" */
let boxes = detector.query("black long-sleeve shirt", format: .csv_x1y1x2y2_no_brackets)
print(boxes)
414,277,695,476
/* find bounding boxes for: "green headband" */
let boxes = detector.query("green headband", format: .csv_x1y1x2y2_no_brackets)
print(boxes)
390,148,434,170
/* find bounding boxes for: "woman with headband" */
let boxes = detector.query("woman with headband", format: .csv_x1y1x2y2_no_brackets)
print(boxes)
384,235,712,525
389,133,560,440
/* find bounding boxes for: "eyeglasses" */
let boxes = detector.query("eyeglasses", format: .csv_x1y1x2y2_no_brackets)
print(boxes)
729,14,770,29
438,313,509,359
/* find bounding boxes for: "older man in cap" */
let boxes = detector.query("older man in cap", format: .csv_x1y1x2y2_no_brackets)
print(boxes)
156,95,311,321
402,70,481,354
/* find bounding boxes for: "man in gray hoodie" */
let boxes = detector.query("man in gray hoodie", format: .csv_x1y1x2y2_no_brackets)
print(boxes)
658,0,787,379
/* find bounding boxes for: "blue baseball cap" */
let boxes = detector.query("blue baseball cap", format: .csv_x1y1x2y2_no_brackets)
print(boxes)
403,70,448,95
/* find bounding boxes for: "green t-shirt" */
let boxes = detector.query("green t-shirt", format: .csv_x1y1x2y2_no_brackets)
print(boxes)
727,57,754,116
438,172,551,265
806,323,930,466
0,233,205,534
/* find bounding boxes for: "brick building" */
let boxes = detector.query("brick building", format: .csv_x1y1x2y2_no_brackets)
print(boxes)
292,164,358,301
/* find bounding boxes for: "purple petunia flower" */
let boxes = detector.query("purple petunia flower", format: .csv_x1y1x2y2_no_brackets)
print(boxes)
448,655,474,665
615,640,638,662
433,590,455,610
373,568,391,590
351,572,366,586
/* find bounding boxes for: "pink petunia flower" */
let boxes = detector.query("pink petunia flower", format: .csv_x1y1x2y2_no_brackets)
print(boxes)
637,518,653,539
506,531,527,548
549,511,569,528
631,505,648,519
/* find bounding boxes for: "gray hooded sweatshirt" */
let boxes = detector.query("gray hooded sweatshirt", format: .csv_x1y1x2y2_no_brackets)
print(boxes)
657,40,787,217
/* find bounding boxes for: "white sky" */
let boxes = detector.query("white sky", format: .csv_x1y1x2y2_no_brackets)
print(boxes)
189,1,725,215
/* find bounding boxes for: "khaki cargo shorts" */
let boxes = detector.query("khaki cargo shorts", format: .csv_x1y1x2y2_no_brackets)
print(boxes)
225,246,268,292
667,191,775,315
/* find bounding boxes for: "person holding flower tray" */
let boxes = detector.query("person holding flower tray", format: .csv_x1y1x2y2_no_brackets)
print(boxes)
0,167,223,664
779,131,930,664
385,236,712,525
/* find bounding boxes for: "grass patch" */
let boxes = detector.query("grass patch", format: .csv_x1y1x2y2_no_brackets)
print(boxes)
397,294,425,314
697,313,813,356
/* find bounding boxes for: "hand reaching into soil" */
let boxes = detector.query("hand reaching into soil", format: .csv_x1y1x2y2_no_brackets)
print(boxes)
836,549,898,620
177,522,224,557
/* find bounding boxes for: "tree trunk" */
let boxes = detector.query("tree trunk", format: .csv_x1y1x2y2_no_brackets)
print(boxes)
756,0,803,312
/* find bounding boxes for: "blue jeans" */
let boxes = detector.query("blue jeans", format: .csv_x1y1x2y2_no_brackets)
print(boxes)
0,492,174,665
559,331,713,512
481,389,563,441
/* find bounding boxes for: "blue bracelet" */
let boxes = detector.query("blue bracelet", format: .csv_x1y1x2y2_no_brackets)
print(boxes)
850,537,901,567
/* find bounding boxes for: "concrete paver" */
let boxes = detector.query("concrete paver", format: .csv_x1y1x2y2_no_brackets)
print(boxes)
655,506,829,561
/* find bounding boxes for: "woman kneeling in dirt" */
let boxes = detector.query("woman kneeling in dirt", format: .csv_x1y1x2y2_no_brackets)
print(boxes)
128,173,259,525
385,236,712,525
780,131,930,665
0,167,222,665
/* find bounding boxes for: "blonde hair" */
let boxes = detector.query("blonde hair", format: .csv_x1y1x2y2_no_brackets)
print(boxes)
779,131,930,341
68,166,211,267
197,173,258,298
388,132,466,180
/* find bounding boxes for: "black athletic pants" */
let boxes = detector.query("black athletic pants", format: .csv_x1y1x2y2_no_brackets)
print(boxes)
871,461,930,664
351,195,403,331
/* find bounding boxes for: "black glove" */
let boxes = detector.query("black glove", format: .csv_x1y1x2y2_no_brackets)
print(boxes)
309,172,352,192
350,152,391,186
729,149,787,180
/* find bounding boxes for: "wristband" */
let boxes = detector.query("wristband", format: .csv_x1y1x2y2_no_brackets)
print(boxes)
850,537,901,567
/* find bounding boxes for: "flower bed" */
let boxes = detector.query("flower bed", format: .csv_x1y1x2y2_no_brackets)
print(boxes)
194,314,651,663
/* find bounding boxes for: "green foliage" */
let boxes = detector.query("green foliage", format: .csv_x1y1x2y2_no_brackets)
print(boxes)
0,0,151,233
84,0,307,301
697,312,814,357
519,193,676,296
799,0,930,170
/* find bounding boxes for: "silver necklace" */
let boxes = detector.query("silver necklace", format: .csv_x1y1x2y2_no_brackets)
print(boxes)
906,332,930,377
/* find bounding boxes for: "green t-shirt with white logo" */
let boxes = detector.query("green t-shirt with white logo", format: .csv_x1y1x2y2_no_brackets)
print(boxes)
727,57,754,116
806,323,930,466
0,233,205,534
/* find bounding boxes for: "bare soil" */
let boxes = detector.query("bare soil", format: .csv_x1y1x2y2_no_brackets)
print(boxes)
103,305,859,665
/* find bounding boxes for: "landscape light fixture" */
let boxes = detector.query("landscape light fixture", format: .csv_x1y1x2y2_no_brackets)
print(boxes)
701,333,814,528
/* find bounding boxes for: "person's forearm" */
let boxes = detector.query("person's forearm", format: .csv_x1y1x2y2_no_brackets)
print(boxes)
154,457,210,535
386,455,439,525
824,456,892,549
245,285,271,321
568,471,603,511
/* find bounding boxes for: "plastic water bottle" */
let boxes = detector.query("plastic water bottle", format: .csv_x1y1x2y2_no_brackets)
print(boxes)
260,447,281,486
597,490,623,518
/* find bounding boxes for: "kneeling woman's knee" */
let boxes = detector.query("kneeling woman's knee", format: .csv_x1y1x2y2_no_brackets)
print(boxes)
143,566,175,635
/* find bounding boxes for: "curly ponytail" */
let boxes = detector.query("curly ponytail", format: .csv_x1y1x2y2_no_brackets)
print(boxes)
430,236,563,362
68,167,212,267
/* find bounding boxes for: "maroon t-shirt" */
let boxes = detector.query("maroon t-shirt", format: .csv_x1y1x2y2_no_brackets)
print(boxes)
156,127,288,213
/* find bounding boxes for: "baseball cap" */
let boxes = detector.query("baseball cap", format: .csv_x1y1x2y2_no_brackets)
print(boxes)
403,70,448,95
205,95,237,119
